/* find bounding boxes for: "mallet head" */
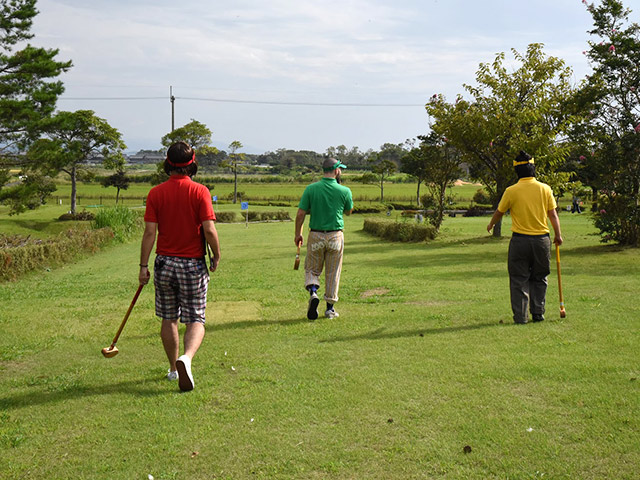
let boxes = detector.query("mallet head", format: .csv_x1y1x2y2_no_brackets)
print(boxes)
101,346,119,358
560,308,566,318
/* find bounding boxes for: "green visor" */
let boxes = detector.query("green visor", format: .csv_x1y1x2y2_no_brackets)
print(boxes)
323,161,347,172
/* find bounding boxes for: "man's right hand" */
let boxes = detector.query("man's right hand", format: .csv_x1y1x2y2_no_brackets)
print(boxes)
294,235,303,247
139,266,150,285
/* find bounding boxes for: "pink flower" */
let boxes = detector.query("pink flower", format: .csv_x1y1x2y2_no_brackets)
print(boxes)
582,51,587,55
490,140,494,147
631,86,636,92
579,155,586,161
582,0,587,4
609,44,616,53
635,123,640,133
600,209,606,214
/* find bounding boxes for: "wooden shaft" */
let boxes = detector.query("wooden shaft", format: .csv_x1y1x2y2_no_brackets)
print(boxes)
110,284,144,346
555,245,564,305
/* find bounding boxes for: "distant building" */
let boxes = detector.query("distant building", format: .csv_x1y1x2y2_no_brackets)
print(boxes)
128,151,164,164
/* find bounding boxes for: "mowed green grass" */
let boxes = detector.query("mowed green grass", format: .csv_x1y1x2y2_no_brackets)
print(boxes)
0,210,638,479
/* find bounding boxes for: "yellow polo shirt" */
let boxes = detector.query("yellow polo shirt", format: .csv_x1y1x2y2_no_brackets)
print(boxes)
497,177,557,235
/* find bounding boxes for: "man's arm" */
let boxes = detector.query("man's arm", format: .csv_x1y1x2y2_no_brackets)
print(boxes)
139,221,157,285
487,209,504,233
547,208,563,246
202,219,221,272
294,208,307,246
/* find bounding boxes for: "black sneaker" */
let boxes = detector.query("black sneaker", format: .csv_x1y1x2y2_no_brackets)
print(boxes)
307,292,319,320
532,314,545,322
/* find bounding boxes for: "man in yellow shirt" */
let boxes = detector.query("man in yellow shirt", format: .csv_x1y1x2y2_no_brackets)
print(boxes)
487,151,563,324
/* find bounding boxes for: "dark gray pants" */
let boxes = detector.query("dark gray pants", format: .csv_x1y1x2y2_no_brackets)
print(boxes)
508,234,551,323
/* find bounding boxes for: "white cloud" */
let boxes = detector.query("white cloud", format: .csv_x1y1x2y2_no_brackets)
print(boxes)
30,0,598,152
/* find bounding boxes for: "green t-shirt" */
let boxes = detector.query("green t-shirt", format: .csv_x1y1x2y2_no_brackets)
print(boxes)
298,178,354,231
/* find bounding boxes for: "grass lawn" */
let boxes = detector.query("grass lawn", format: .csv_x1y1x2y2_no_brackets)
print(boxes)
0,209,638,479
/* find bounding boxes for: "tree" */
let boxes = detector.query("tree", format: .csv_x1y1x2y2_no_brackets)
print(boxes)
425,43,579,236
222,140,245,204
403,133,461,232
0,172,55,215
573,0,640,246
101,153,129,204
26,110,126,213
326,145,370,169
158,119,219,182
0,0,72,209
401,139,429,206
371,143,402,202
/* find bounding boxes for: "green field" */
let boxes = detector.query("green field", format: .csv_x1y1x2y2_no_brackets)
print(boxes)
1,207,638,479
45,178,484,208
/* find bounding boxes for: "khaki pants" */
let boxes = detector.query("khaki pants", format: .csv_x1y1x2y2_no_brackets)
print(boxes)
305,230,344,304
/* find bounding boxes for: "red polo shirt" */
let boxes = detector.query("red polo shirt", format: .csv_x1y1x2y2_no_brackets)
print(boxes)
144,175,215,258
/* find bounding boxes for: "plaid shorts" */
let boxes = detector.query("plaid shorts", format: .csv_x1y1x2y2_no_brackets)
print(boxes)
153,255,209,324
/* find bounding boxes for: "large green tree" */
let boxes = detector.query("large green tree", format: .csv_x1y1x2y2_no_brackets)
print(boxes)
573,0,640,246
0,0,72,208
425,43,579,236
27,110,126,213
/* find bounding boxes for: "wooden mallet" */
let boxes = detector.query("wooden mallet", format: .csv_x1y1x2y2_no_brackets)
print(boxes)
101,284,144,358
294,243,301,270
555,244,566,318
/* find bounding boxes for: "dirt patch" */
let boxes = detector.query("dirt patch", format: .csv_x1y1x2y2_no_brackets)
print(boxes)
454,180,482,186
361,288,391,298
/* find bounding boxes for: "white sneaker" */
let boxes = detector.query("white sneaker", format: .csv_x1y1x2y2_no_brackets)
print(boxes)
167,369,178,381
176,355,194,391
325,308,339,319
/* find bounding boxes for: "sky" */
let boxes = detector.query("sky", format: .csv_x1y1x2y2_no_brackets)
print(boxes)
28,0,606,154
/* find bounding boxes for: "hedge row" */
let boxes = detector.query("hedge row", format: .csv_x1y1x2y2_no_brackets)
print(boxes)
363,218,437,242
0,228,114,282
216,210,291,223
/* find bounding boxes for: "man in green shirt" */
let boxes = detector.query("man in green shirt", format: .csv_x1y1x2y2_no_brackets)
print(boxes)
295,158,354,320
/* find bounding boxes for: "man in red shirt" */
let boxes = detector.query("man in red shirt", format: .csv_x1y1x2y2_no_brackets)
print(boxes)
139,142,221,391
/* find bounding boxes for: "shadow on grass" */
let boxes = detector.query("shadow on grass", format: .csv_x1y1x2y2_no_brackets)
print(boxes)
206,316,310,332
0,378,166,411
319,321,504,343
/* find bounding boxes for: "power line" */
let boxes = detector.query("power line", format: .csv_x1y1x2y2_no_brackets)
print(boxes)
62,96,166,101
59,95,425,107
177,96,424,107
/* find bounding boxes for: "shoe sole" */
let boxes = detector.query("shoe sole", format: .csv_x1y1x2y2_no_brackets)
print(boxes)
307,296,319,320
176,358,194,391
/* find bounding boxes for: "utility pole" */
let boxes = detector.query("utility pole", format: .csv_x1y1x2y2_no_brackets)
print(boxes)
170,85,175,132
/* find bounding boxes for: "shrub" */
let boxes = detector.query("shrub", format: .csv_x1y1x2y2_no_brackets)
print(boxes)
0,229,114,282
463,205,492,217
363,218,436,242
91,205,142,242
595,193,640,246
352,204,387,214
472,188,491,205
217,210,290,223
215,211,237,223
59,211,95,221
